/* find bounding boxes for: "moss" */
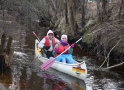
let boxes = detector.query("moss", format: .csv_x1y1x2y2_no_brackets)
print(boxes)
82,30,93,44
57,18,70,35
50,21,55,28
54,21,59,27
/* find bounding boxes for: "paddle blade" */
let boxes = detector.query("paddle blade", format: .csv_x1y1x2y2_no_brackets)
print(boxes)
40,59,55,71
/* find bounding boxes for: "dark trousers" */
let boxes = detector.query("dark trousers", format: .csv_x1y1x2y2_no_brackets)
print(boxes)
41,49,53,59
46,51,53,59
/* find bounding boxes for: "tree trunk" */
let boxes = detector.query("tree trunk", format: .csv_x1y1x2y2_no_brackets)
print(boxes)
64,0,68,24
101,0,108,19
51,0,57,20
118,0,124,19
97,0,108,22
0,33,6,55
6,36,12,55
68,0,76,38
101,0,108,21
96,0,102,22
81,0,86,27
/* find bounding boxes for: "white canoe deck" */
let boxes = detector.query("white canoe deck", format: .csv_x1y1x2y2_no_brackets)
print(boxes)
35,39,87,80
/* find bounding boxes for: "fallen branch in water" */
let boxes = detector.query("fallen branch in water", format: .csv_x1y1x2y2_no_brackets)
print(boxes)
103,62,124,70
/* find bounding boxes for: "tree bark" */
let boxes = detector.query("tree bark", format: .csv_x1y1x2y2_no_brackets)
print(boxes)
51,0,57,20
0,33,6,55
68,0,76,38
6,36,12,55
102,0,107,16
96,0,102,22
101,0,108,21
97,0,108,22
64,0,68,24
81,0,86,27
118,0,124,19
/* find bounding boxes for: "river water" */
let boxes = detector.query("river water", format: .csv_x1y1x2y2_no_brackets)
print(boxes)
0,28,124,90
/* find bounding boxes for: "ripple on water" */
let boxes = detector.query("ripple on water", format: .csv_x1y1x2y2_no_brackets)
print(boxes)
0,83,7,90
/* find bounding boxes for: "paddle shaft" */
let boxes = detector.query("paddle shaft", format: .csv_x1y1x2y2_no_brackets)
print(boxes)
33,31,40,42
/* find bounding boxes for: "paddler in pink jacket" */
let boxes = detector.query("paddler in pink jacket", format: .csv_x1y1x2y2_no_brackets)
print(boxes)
53,34,75,64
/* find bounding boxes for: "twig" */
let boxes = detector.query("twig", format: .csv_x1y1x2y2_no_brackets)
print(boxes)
87,29,101,36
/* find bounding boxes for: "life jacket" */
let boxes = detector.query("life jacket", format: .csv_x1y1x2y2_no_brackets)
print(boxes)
122,0,124,5
57,42,70,54
44,36,56,47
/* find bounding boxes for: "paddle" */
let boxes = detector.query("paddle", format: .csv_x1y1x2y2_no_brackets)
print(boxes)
32,31,40,42
40,36,83,71
33,31,46,56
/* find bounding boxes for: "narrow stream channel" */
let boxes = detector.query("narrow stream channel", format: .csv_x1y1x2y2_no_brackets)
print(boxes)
0,29,124,90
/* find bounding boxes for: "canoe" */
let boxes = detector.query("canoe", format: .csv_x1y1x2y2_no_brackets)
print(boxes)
35,39,87,80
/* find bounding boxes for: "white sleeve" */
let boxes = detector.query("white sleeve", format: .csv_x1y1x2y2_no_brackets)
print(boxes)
36,39,39,43
38,38,45,48
55,38,60,43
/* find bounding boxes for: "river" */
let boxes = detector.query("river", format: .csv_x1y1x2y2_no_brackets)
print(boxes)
0,28,124,90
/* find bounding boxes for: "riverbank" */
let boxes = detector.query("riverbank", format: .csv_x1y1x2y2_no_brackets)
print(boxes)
51,17,124,71
69,21,124,71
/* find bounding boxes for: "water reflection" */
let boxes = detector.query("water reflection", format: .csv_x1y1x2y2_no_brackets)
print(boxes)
0,83,7,90
9,65,22,90
37,70,86,90
0,69,12,90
